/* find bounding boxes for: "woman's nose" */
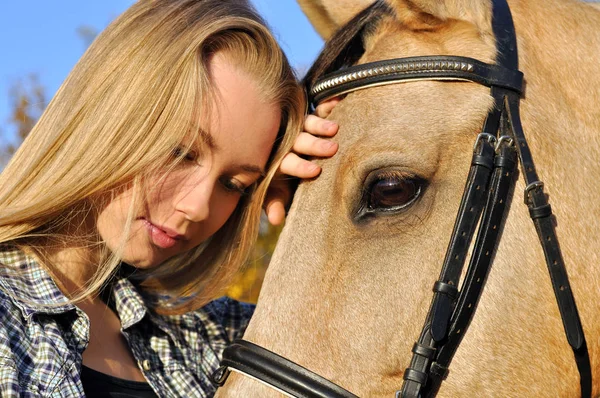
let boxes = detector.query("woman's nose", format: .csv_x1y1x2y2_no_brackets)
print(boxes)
174,178,214,222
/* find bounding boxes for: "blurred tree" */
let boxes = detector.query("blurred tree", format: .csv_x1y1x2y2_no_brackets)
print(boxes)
76,25,99,48
0,75,46,167
9,75,46,145
226,216,283,303
0,24,99,164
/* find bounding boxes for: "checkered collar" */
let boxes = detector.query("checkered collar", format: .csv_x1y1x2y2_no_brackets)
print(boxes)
0,246,75,318
111,275,148,329
0,246,148,328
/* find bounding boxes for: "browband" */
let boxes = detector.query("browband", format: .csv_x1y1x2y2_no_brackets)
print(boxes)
310,55,523,104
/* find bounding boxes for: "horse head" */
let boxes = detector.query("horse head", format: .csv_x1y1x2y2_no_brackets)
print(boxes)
216,0,600,395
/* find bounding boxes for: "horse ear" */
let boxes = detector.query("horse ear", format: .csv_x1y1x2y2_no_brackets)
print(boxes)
297,0,377,39
386,0,492,33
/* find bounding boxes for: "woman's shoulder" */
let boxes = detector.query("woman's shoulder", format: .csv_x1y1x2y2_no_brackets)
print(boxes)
197,297,254,332
0,272,79,396
0,244,74,314
0,243,28,271
0,246,89,396
197,297,255,346
156,297,255,345
200,297,255,322
0,244,37,310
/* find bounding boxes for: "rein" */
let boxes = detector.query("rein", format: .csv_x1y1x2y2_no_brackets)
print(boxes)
213,0,592,396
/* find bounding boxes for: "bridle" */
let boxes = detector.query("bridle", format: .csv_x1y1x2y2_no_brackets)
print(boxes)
212,0,592,396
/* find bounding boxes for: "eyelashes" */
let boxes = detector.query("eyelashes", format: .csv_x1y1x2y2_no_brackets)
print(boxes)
171,145,251,196
219,177,250,196
171,146,198,162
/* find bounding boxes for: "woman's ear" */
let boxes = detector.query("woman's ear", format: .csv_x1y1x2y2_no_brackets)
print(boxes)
298,0,377,39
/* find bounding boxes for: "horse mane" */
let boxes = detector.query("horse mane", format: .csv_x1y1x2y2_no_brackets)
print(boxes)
303,1,392,95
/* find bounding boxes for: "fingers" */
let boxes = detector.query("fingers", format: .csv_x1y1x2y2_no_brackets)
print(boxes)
280,152,321,179
293,132,338,158
265,198,286,226
263,98,342,226
315,97,341,118
303,115,338,137
264,180,291,226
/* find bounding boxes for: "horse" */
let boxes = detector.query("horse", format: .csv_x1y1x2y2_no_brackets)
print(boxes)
216,0,600,396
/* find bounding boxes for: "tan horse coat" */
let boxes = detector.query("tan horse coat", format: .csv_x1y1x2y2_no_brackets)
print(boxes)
217,0,600,396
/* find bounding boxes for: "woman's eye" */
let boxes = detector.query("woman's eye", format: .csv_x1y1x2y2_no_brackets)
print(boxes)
220,178,248,195
366,175,423,212
172,146,197,162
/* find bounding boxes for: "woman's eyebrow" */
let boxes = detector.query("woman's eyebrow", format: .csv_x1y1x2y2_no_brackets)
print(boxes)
241,164,265,177
198,127,219,151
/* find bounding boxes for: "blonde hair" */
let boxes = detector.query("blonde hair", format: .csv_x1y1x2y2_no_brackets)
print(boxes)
0,0,305,315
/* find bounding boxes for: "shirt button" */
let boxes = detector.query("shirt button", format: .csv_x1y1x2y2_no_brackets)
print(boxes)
141,359,151,371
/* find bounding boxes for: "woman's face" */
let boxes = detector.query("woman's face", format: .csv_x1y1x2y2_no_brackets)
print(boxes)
96,53,281,268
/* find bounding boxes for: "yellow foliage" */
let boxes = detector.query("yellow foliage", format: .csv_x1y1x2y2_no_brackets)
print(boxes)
225,216,283,303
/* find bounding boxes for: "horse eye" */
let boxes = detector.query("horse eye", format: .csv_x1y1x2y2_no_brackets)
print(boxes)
367,176,422,212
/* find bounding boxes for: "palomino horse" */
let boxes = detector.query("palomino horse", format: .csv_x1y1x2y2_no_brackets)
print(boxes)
217,0,600,396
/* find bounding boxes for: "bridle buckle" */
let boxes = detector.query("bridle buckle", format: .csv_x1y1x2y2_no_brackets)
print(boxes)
473,133,496,152
495,135,514,152
524,181,544,205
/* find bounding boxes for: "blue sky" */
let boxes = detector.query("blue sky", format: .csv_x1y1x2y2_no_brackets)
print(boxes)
0,0,324,147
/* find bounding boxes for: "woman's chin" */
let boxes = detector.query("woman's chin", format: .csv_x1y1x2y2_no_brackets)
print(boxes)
110,233,173,270
119,247,167,270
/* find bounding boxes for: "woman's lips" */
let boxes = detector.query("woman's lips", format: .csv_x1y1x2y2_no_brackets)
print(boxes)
142,219,180,249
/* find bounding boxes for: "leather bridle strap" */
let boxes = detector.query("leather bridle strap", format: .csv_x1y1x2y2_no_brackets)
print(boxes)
405,0,590,394
503,89,592,397
429,133,496,344
401,98,519,397
418,111,519,398
212,340,358,398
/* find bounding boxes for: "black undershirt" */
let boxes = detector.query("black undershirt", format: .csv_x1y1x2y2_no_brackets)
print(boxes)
81,365,158,398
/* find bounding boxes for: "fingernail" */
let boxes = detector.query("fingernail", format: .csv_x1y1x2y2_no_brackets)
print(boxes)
321,140,337,150
323,121,337,129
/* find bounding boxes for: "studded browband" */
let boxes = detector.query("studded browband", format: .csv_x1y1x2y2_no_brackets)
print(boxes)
310,55,523,103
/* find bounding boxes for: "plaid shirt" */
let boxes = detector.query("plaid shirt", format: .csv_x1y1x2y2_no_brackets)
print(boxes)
0,246,254,397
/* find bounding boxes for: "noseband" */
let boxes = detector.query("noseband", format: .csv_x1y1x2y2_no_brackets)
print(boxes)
213,0,592,396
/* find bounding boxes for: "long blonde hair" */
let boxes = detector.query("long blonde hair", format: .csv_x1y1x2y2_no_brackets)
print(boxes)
0,0,305,315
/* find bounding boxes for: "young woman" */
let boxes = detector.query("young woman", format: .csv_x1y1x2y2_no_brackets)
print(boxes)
0,0,338,396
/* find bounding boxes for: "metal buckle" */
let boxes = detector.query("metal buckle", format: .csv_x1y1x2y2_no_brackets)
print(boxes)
494,135,514,152
210,366,231,386
524,181,544,204
473,133,496,152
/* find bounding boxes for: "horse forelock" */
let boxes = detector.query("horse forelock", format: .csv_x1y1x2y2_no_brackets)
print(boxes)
304,1,392,92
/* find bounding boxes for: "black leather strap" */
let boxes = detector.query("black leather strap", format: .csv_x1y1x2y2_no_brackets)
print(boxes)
503,92,591,397
310,55,523,104
212,340,358,398
399,136,497,398
400,110,516,397
429,137,496,343
425,134,518,397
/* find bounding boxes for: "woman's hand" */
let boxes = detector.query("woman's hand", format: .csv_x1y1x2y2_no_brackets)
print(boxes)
265,98,341,226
